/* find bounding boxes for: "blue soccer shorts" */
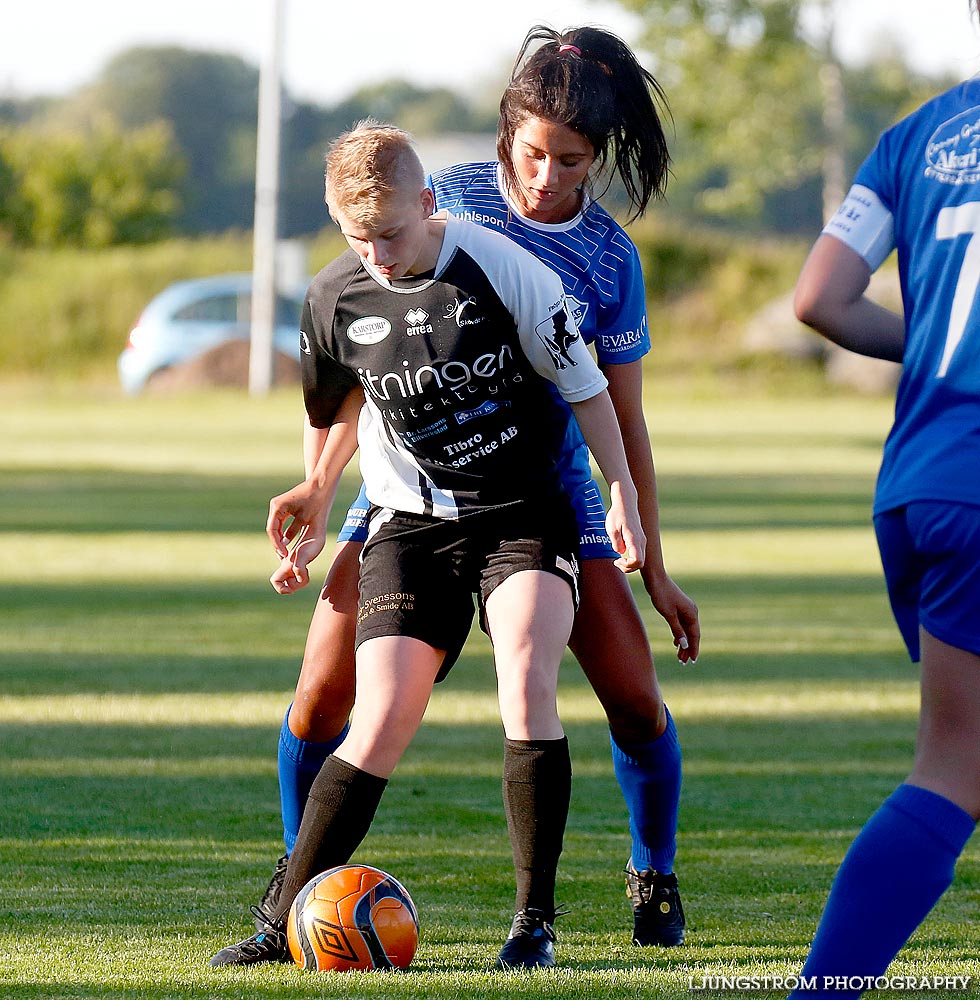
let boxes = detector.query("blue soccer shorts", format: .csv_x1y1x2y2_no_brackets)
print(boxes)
337,478,618,561
874,501,980,662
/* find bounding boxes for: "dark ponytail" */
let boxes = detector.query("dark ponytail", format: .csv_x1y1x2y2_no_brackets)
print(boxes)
497,25,671,222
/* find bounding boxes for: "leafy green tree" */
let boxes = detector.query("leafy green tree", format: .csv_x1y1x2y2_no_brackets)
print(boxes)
617,0,824,219
82,47,260,233
613,0,958,231
0,117,183,246
50,47,498,239
0,139,28,242
329,80,496,135
278,81,497,238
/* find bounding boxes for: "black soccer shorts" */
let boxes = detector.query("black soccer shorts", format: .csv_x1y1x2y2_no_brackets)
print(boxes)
355,497,580,680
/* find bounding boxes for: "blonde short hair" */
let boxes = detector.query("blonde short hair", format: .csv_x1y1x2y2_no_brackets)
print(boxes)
324,119,425,226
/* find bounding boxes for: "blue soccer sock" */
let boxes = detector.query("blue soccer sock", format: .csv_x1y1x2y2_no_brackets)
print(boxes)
788,784,975,998
277,704,349,853
610,706,682,874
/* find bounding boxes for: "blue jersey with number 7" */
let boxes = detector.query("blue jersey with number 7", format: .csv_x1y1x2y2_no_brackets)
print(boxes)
825,80,980,514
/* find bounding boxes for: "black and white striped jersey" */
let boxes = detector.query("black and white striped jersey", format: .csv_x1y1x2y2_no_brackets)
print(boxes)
300,212,608,518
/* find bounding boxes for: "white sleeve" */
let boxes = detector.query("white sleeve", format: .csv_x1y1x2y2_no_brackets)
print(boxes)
453,219,608,401
524,293,608,402
823,184,895,271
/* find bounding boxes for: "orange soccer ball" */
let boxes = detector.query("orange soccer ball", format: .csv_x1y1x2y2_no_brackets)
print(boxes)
286,864,420,972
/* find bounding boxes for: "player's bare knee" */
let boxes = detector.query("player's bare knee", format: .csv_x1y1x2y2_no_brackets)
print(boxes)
289,687,352,742
606,696,667,744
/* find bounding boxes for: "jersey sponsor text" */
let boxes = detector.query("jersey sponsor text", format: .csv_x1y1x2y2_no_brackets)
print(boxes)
356,344,517,401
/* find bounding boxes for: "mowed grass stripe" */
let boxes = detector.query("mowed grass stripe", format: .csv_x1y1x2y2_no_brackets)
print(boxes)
2,384,975,1000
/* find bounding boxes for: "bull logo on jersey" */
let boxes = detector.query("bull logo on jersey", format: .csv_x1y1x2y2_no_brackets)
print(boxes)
536,306,580,371
926,105,980,185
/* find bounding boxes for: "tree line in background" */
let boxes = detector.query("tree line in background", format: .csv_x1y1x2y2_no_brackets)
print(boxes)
0,46,495,248
0,0,954,249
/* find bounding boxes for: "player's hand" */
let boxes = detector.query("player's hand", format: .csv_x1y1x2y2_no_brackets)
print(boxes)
269,523,325,594
267,480,331,593
644,572,700,663
606,490,645,575
611,532,644,573
267,481,329,558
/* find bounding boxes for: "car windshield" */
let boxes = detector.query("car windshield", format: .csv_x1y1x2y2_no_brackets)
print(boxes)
171,291,299,326
173,293,244,324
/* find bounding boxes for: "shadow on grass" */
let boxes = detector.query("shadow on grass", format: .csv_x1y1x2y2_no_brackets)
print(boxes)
0,971,722,1000
658,472,878,530
0,466,362,536
1,699,967,997
2,466,879,534
0,710,917,849
1,566,901,695
0,641,905,696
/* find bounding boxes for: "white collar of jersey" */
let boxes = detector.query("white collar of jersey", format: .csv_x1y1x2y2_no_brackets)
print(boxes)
494,161,590,233
361,259,439,292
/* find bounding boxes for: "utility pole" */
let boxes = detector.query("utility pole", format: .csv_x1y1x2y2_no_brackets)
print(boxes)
249,0,285,396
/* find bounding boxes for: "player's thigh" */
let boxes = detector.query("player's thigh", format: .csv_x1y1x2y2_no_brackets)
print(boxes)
569,557,665,739
485,568,575,681
478,504,578,739
290,541,362,739
911,628,980,818
876,501,980,662
339,635,444,778
356,513,474,681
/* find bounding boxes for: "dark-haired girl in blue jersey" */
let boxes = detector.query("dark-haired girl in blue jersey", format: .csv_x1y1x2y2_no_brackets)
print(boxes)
263,25,700,947
789,8,980,994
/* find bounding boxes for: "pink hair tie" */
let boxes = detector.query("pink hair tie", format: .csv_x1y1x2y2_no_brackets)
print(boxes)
558,44,582,56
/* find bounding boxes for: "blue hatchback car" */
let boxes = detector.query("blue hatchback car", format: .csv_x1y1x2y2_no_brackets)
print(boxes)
118,273,305,393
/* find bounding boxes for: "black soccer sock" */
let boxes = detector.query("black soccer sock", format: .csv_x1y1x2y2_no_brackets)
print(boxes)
502,736,571,919
270,754,388,925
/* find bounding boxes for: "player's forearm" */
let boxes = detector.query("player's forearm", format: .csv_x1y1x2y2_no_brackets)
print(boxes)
622,425,670,581
569,393,638,506
632,461,677,594
304,391,362,501
303,389,364,489
305,438,357,517
794,235,905,362
303,420,329,479
799,294,904,362
603,361,668,576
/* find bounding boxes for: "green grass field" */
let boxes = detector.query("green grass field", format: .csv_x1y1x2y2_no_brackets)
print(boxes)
2,380,977,999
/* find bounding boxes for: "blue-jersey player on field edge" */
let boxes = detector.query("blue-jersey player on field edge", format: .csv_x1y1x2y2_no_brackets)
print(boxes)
790,7,980,994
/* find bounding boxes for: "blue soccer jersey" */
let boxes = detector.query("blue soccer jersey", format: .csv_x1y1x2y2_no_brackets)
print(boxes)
429,161,651,485
429,162,650,363
824,80,980,514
